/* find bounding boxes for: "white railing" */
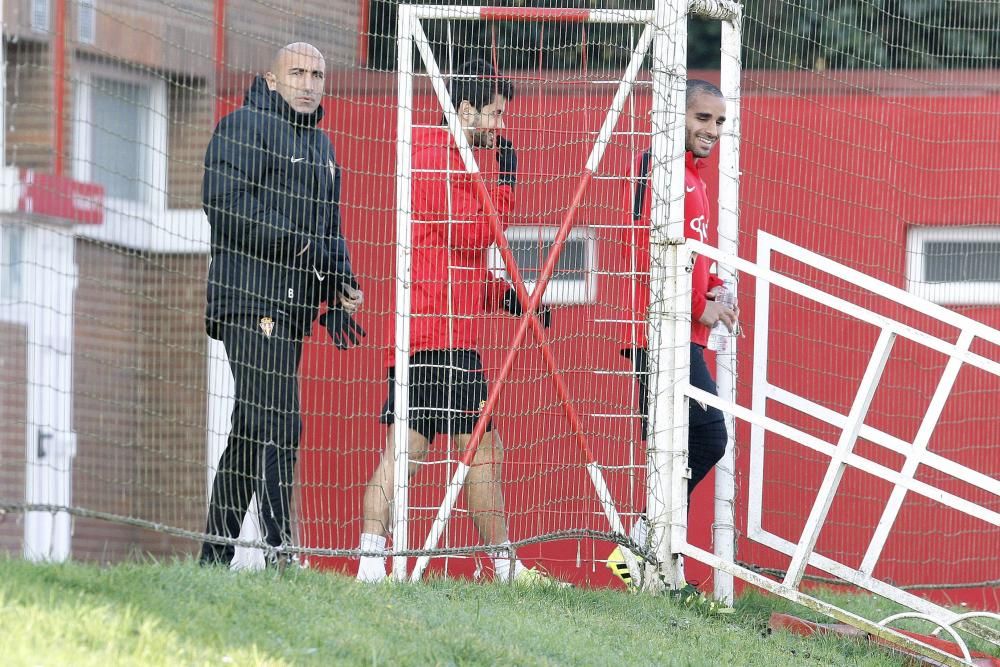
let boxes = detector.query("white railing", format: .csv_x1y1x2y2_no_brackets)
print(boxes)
689,231,1000,666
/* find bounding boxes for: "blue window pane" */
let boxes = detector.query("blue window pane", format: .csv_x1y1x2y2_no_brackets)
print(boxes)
89,78,148,202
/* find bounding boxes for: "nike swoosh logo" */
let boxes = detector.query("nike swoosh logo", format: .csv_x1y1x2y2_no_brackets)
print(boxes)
685,186,696,193
291,157,306,163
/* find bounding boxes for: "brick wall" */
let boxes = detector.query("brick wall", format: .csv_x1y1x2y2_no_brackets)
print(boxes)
168,81,214,209
72,240,208,561
3,0,360,76
4,41,53,171
134,252,209,544
0,321,27,555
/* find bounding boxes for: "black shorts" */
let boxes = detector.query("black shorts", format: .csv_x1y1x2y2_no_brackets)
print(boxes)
380,349,492,442
625,344,725,440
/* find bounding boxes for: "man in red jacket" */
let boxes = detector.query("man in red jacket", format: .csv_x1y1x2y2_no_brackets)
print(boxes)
606,79,738,589
356,60,554,585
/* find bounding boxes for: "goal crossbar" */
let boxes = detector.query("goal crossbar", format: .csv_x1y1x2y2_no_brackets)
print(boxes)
407,1,739,22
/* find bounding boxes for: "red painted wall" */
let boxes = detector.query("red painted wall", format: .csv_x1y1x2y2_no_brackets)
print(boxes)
733,91,1000,610
238,81,999,606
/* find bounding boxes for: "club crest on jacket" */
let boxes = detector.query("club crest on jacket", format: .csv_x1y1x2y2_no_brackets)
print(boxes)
259,316,275,338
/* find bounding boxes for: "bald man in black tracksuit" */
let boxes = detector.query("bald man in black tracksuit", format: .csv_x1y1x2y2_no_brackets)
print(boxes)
200,44,364,567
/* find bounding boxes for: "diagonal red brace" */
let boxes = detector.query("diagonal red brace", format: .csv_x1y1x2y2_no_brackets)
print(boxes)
455,170,598,469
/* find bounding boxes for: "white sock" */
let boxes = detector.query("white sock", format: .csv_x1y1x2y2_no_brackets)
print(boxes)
629,517,648,547
357,533,387,583
493,542,526,581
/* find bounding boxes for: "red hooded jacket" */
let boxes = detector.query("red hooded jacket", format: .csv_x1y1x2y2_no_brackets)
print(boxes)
618,150,723,349
387,126,513,364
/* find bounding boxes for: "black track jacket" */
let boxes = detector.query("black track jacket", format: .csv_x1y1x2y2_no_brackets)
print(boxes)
203,76,355,339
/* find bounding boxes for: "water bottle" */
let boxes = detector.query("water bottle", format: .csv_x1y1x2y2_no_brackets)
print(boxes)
707,280,737,353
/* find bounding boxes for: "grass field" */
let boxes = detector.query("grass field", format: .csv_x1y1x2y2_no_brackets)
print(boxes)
0,557,925,667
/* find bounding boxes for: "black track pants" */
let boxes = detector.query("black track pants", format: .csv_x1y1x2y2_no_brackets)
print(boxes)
200,316,304,565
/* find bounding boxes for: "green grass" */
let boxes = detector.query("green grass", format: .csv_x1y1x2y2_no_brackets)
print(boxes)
0,558,913,667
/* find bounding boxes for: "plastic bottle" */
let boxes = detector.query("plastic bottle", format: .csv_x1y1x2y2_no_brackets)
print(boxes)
707,280,737,353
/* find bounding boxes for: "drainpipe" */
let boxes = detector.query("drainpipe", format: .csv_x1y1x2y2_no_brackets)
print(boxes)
53,0,66,174
213,0,226,123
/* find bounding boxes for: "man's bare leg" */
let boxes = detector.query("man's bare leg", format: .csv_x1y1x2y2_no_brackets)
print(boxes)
454,431,526,581
455,431,508,544
357,426,429,581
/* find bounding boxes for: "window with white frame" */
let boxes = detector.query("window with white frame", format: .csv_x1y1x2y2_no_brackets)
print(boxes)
30,0,50,33
489,225,596,305
73,68,167,207
906,226,1000,305
77,0,96,44
1,225,24,303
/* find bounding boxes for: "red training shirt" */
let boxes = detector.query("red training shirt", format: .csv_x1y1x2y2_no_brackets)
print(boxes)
617,150,724,349
387,126,513,365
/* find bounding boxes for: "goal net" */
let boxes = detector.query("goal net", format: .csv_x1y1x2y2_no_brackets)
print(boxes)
1,3,999,657
2,0,691,580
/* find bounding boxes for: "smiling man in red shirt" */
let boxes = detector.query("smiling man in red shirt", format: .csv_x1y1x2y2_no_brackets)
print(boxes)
355,60,555,585
607,79,738,588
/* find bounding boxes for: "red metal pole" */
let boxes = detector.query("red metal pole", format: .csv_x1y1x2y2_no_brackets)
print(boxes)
213,0,227,123
456,170,597,468
480,8,591,22
52,0,66,175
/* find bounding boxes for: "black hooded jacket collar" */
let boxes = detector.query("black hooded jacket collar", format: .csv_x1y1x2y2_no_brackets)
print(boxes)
243,75,324,128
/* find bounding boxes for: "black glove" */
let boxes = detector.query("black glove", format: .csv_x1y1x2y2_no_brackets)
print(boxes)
502,287,551,329
319,308,367,350
495,135,517,189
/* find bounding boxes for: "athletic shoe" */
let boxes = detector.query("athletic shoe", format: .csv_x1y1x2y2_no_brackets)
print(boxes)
605,545,642,586
356,554,389,583
356,568,389,584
